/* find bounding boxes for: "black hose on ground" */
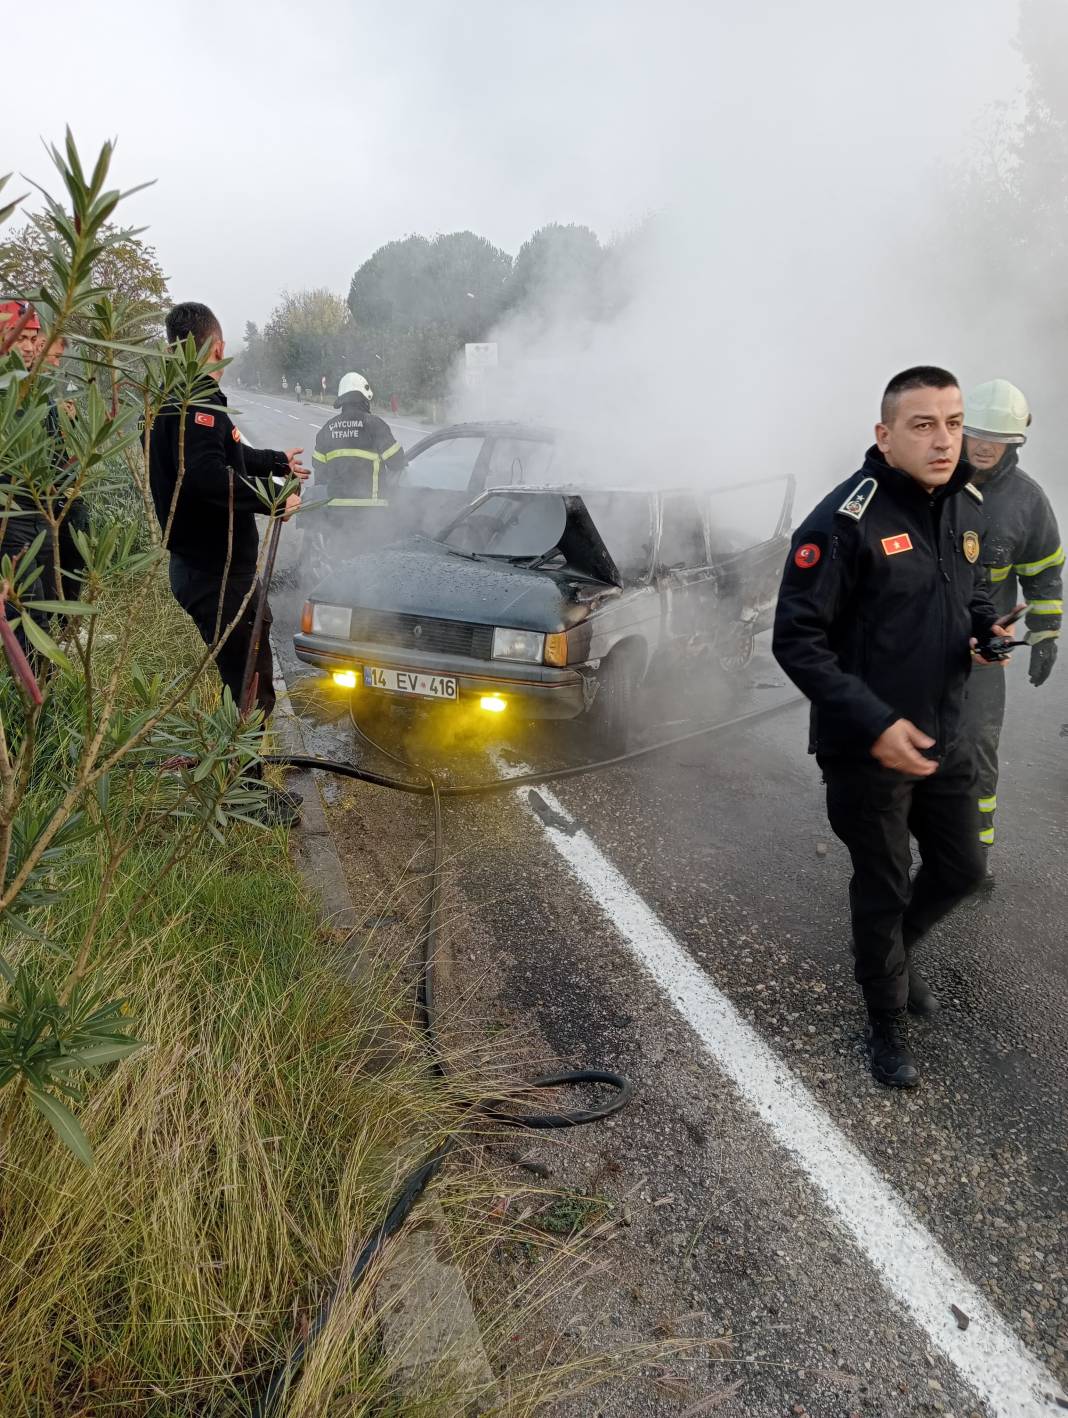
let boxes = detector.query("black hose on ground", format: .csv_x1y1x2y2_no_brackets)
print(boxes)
253,691,804,1413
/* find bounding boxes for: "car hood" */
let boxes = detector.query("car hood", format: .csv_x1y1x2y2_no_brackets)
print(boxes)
317,540,609,633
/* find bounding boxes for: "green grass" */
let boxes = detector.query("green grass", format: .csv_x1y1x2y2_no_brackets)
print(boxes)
0,569,465,1414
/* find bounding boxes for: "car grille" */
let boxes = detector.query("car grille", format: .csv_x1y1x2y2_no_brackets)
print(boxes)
349,610,494,660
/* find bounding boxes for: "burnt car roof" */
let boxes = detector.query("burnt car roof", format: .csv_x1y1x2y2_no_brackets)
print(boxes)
407,420,560,449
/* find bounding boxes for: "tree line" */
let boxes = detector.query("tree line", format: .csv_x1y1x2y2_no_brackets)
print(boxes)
230,221,648,408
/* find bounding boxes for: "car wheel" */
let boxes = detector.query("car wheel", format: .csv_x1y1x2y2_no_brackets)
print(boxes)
718,623,755,673
588,648,639,757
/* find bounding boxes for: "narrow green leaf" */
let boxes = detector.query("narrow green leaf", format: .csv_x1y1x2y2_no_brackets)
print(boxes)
28,1087,94,1165
18,612,75,672
24,599,97,616
49,1040,144,1072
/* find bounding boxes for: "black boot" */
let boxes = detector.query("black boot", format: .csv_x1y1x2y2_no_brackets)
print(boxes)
865,1009,919,1088
978,851,995,892
907,966,940,1017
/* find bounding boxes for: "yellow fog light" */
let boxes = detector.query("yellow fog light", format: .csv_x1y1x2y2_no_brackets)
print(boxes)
479,695,507,714
332,669,358,689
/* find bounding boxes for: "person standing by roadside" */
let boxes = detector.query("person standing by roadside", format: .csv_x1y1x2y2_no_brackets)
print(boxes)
308,371,407,573
773,367,1014,1089
0,301,49,630
37,331,88,602
148,301,308,825
959,380,1062,881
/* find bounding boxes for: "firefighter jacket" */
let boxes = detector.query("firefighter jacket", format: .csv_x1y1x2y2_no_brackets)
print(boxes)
148,385,291,578
971,449,1063,640
312,395,407,508
773,447,999,760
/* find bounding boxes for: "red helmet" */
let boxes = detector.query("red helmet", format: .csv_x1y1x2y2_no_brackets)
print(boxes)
0,299,41,332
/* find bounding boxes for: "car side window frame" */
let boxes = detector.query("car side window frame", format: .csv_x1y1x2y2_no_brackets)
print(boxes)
654,492,711,575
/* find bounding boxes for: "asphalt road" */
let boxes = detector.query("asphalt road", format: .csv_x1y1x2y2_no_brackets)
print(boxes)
239,391,1068,1417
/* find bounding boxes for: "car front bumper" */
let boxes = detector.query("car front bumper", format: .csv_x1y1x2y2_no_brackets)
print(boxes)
293,632,590,720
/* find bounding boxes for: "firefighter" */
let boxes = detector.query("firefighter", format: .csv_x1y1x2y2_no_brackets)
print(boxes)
148,302,308,825
309,372,407,572
960,380,1062,879
773,366,1012,1089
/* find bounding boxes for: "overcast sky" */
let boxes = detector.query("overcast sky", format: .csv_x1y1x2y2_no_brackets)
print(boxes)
4,0,1025,343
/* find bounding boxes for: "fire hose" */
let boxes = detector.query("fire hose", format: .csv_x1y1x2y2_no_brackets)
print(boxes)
239,520,804,1412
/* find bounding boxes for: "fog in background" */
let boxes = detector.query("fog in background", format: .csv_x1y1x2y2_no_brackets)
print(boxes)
9,0,1065,525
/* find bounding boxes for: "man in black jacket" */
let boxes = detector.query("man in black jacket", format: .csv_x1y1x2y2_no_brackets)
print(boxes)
149,302,307,820
773,366,1013,1088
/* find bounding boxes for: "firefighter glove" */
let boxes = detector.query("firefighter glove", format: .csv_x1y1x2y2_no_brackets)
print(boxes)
1029,637,1058,687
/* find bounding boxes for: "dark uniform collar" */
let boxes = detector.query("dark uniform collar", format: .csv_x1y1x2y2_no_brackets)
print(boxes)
861,445,972,506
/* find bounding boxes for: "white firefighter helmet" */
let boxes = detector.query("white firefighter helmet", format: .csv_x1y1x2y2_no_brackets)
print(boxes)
337,371,373,402
963,379,1031,444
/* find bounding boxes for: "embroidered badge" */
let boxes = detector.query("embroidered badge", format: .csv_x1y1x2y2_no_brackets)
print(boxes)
193,411,215,428
962,530,980,564
837,476,878,522
794,542,822,569
881,533,913,556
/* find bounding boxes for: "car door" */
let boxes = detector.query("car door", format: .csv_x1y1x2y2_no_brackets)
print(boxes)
655,492,717,643
705,472,796,633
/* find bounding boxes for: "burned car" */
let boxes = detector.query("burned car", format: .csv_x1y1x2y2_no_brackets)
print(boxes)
299,421,561,586
294,479,793,749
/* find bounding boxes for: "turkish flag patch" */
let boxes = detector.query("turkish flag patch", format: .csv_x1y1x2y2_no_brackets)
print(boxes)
232,427,241,442
881,533,913,556
794,542,821,569
194,411,215,428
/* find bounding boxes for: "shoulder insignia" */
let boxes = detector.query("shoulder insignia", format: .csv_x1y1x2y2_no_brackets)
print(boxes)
836,476,878,522
193,411,215,428
963,481,984,503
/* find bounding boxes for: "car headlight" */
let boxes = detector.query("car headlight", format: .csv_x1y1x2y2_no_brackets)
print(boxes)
311,603,352,639
492,627,545,663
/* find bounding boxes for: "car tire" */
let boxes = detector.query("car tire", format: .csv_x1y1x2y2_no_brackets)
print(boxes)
718,622,755,673
588,648,639,758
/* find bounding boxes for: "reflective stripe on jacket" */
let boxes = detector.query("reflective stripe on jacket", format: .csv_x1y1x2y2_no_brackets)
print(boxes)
312,401,406,508
973,451,1063,638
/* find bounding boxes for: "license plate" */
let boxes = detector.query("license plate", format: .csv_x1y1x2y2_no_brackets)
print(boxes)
363,665,458,700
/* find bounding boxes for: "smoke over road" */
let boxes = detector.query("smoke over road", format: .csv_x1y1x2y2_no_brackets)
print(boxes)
444,2,1068,519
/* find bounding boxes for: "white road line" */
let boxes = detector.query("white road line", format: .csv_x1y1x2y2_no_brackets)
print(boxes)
507,768,1063,1416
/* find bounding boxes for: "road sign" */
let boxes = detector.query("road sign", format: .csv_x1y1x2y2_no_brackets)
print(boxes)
465,342,498,369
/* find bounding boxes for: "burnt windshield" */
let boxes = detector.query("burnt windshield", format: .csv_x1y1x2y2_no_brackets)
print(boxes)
443,493,568,558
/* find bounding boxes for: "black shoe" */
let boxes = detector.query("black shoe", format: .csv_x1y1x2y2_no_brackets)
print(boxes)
273,786,304,810
865,1009,920,1088
907,968,940,1017
978,855,995,893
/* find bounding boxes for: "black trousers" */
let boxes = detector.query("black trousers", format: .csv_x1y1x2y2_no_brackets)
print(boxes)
168,556,275,720
960,664,1005,848
820,740,986,1012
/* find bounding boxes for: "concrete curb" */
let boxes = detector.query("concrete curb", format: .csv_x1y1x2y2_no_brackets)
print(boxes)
269,649,499,1409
